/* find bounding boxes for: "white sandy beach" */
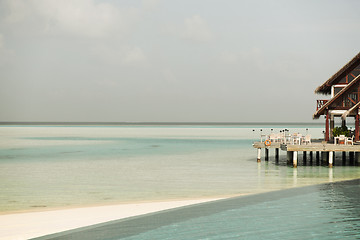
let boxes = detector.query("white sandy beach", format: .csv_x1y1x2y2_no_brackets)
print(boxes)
0,198,223,240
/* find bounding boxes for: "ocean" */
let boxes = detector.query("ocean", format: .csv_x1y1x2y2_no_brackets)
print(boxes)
1,124,359,215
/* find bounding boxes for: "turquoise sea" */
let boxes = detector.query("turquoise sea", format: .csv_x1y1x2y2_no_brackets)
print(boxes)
1,124,360,239
0,124,359,214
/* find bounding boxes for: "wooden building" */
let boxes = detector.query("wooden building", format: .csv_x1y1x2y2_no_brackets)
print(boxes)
313,52,360,142
253,52,360,168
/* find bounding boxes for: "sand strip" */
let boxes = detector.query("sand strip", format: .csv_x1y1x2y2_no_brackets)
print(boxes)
0,198,222,240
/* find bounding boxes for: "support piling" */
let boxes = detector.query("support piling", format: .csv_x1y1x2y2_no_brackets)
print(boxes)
265,148,269,161
257,148,261,162
293,151,298,168
329,151,333,168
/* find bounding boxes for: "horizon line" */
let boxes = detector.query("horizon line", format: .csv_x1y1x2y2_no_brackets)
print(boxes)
0,121,323,126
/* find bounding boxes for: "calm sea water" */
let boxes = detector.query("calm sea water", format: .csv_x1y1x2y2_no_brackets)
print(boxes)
0,124,359,214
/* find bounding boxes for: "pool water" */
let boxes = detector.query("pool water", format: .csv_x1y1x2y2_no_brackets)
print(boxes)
34,179,360,240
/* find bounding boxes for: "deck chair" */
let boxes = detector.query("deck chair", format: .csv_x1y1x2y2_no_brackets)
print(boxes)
347,136,354,145
269,133,278,142
292,133,301,145
338,135,346,145
302,134,311,145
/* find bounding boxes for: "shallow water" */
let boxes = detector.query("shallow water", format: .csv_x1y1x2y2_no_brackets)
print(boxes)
0,125,359,213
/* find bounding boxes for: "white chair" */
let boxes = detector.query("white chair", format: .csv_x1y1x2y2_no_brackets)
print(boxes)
302,134,311,145
292,133,301,145
269,133,279,143
347,136,354,145
338,135,346,145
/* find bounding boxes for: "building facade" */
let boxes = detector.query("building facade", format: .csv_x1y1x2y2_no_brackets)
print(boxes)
313,52,360,141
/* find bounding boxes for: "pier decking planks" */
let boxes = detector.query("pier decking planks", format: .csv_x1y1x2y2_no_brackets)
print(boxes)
253,141,360,152
252,141,360,167
252,142,281,149
286,143,360,152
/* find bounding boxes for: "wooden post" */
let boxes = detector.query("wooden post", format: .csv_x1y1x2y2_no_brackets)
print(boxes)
342,152,346,162
330,115,334,139
257,148,261,162
355,152,360,163
321,152,329,165
287,151,293,163
265,148,269,161
325,112,330,142
329,151,333,168
356,114,359,142
275,148,279,162
309,151,313,161
316,151,320,165
293,151,298,168
349,152,355,164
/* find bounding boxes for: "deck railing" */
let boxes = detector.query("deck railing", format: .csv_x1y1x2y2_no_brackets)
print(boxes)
317,99,328,110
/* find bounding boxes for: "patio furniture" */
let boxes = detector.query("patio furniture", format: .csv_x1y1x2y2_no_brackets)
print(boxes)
292,133,302,145
347,136,354,145
334,135,346,145
302,134,311,145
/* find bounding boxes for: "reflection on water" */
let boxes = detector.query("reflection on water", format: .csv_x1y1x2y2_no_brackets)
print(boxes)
35,179,360,240
293,168,297,186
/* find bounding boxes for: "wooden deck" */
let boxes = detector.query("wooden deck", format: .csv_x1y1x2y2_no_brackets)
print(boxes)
253,141,360,152
252,140,360,167
252,142,281,149
285,143,360,152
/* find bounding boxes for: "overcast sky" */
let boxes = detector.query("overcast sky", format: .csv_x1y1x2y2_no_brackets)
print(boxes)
0,0,359,123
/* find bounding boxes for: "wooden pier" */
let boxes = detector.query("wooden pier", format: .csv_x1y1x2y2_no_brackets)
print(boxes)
253,140,360,168
252,52,360,168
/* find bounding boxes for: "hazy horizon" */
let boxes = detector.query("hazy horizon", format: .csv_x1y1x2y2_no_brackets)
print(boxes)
0,121,325,126
1,0,359,123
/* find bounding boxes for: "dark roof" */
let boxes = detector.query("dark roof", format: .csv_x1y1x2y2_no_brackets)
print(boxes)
313,74,360,119
315,52,360,95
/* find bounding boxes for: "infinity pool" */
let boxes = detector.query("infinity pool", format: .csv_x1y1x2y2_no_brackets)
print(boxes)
35,179,360,240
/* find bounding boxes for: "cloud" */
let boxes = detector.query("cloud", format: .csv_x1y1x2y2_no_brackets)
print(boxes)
183,15,213,42
2,0,141,38
161,69,178,83
40,0,140,38
91,45,146,65
142,0,161,11
122,46,146,64
0,33,14,65
168,15,214,42
3,0,29,23
0,34,4,49
218,51,239,64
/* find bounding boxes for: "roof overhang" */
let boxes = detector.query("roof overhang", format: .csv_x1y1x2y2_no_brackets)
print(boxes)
341,101,360,120
313,74,360,119
315,52,360,95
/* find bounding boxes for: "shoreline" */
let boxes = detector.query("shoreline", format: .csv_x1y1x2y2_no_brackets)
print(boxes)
0,193,250,216
1,179,359,240
0,197,226,240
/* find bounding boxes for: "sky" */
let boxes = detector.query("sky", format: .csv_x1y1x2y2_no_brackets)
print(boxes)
0,0,359,123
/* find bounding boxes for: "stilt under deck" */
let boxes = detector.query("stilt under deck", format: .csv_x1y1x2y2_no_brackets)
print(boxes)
253,141,360,168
